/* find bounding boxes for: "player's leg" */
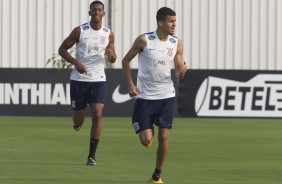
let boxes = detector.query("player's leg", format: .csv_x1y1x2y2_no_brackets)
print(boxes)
150,97,174,183
72,109,85,131
132,99,155,148
156,128,169,168
139,128,154,148
86,82,106,165
86,103,104,165
149,128,169,184
89,103,104,139
70,80,87,131
153,127,169,179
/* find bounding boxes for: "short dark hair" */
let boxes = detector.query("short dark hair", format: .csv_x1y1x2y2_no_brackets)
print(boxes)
156,7,176,22
90,0,104,10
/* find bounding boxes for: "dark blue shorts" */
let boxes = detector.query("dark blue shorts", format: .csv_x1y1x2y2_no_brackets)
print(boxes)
132,97,175,133
70,80,106,111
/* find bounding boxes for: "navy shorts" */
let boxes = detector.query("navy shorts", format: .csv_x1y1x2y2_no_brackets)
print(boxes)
132,97,175,134
70,80,106,111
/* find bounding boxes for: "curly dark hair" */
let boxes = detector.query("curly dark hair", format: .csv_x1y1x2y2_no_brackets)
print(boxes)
90,0,104,10
156,7,176,22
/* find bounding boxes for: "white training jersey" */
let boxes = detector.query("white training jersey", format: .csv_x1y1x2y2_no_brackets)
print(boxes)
137,31,178,100
70,22,110,82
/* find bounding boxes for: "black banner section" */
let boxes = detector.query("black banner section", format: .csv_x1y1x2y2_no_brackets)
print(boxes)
0,69,71,116
0,68,177,117
1,69,281,118
104,69,137,116
178,70,282,118
0,68,138,116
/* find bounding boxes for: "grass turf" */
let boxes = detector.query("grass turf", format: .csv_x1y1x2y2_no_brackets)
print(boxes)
0,116,282,184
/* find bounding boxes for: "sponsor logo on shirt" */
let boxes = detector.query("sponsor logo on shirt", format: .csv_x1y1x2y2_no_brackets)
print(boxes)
148,35,156,40
83,26,89,30
169,38,176,43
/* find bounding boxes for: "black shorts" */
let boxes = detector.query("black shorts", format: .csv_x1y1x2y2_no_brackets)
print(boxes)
132,97,175,133
70,80,106,111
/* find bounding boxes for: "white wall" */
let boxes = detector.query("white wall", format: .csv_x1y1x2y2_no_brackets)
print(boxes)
0,0,281,70
0,0,108,68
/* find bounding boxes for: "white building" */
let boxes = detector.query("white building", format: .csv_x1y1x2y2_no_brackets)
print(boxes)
1,0,281,70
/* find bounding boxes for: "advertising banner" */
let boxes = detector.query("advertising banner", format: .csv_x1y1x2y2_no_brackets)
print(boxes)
0,68,138,117
2,69,281,118
178,70,282,118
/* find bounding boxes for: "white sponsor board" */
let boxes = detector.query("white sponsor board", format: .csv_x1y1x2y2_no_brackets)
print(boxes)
195,74,282,117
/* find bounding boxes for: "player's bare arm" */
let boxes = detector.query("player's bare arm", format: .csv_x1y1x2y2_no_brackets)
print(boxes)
58,27,86,74
122,34,146,97
174,39,188,79
105,31,117,63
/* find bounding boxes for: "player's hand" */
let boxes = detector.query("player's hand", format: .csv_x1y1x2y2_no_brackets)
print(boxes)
75,62,87,74
179,61,188,79
105,48,116,63
128,84,139,98
181,61,188,73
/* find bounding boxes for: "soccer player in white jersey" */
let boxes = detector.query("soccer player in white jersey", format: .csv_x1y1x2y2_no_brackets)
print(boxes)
58,0,116,166
122,7,187,184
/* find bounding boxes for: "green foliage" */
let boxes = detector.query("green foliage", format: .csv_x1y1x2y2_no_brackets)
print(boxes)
46,48,75,69
46,48,112,69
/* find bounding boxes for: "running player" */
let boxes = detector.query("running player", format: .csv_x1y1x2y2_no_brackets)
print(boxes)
58,0,116,166
122,7,187,183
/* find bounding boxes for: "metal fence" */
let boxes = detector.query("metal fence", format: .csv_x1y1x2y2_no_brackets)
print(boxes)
1,0,281,70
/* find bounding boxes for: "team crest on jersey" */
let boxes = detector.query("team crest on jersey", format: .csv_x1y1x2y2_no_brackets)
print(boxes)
169,38,176,43
148,35,156,40
83,26,89,30
103,28,109,32
100,36,106,44
167,47,174,57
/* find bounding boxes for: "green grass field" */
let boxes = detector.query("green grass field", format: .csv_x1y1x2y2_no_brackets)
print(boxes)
0,116,282,184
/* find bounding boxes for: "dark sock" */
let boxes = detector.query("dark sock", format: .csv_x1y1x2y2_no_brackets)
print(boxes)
152,169,162,180
88,138,99,159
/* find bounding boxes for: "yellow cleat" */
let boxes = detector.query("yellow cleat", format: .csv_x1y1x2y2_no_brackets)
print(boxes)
149,178,164,183
145,139,153,148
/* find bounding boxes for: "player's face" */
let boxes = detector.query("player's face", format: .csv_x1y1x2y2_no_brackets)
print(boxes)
89,4,105,22
163,16,176,35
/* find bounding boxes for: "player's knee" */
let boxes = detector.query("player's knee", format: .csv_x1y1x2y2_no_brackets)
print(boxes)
92,110,103,119
158,134,168,144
